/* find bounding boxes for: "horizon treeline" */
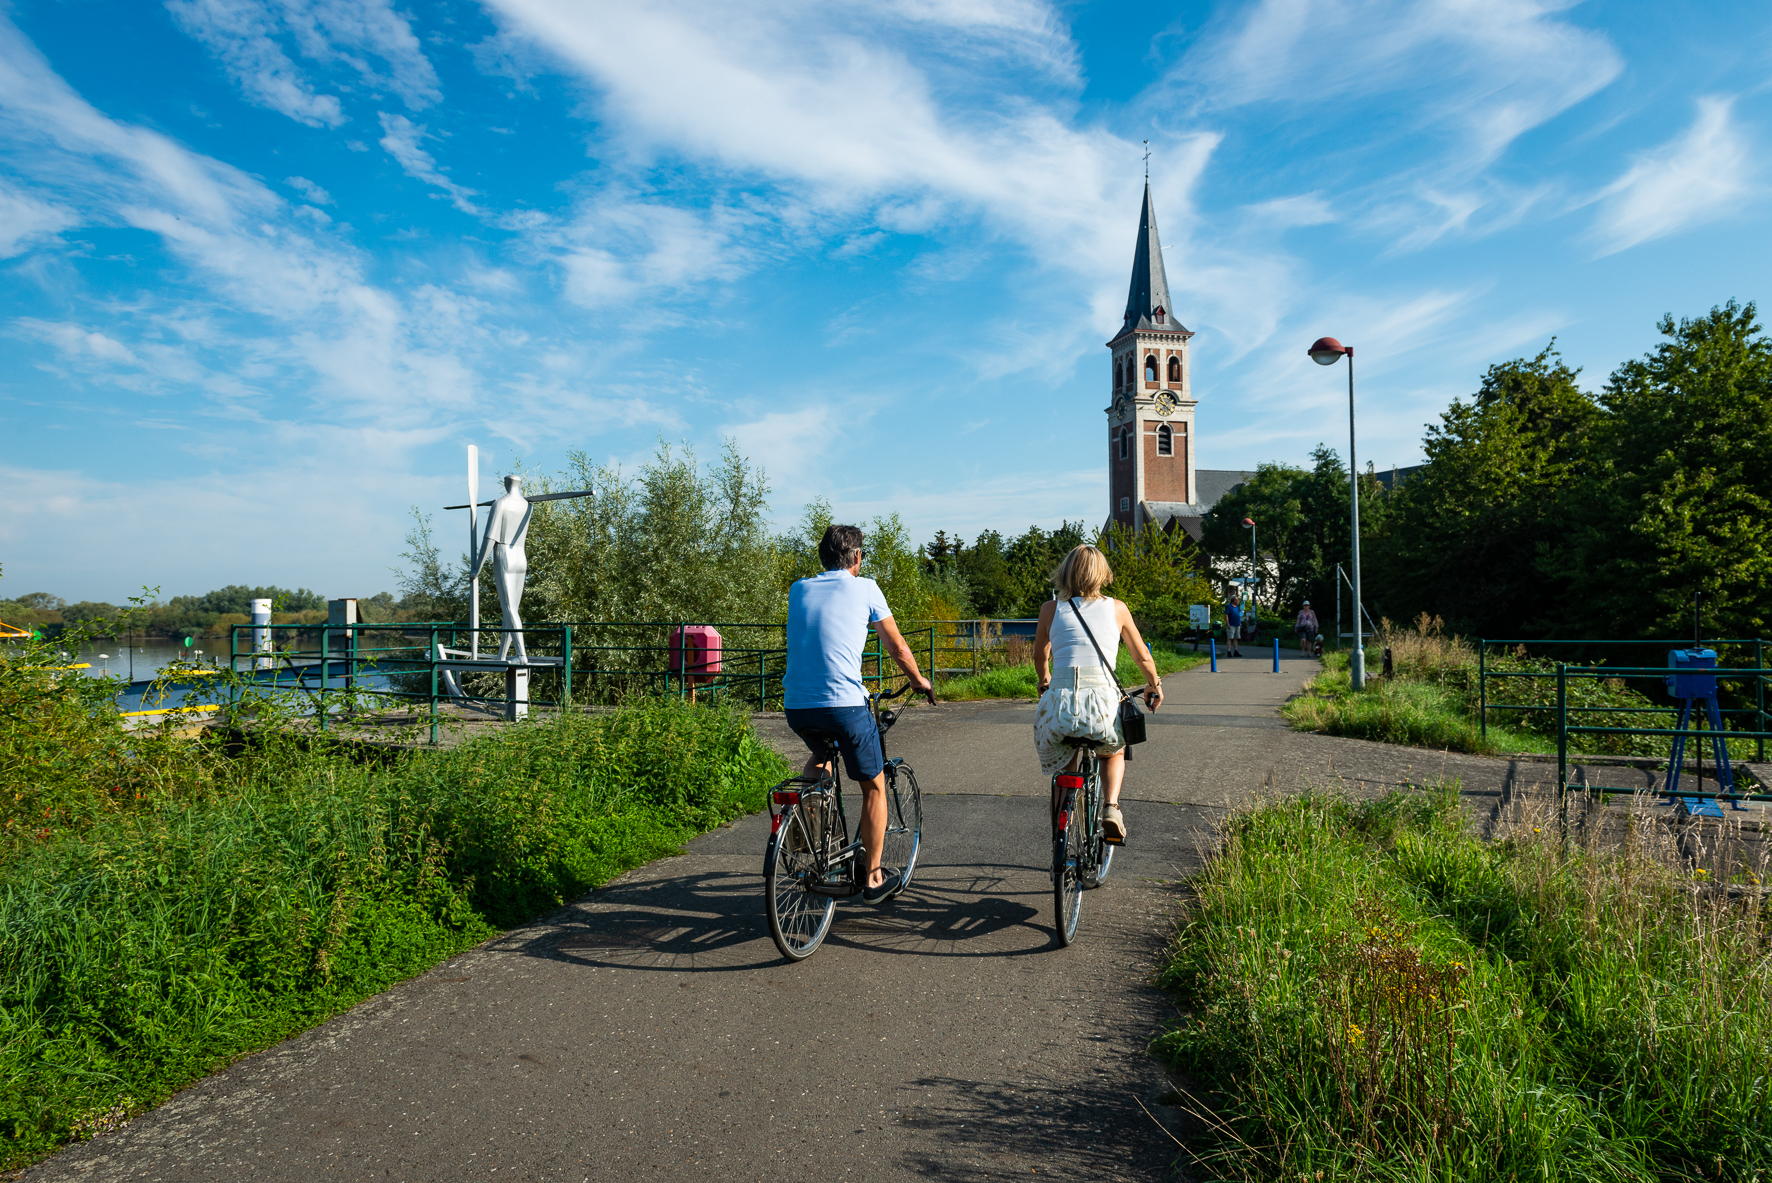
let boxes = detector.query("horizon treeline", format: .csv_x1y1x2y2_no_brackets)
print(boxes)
0,586,418,640
1199,300,1772,642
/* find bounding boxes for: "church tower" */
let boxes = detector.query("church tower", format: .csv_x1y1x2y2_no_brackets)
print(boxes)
1106,183,1196,529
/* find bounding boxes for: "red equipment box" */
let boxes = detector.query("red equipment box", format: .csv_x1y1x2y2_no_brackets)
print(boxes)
670,625,722,685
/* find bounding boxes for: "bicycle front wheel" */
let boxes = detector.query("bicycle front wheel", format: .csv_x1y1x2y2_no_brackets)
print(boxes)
765,806,835,961
881,763,923,893
1053,798,1083,946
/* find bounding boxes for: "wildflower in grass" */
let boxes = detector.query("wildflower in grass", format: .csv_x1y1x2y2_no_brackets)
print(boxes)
1345,1022,1364,1047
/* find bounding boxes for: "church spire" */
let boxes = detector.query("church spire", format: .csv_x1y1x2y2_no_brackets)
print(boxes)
1120,182,1182,336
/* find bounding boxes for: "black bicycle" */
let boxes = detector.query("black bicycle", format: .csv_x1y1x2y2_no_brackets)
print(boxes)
764,686,924,962
1051,736,1117,946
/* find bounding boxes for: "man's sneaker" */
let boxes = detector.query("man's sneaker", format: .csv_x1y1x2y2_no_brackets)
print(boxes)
862,869,902,904
1102,805,1128,845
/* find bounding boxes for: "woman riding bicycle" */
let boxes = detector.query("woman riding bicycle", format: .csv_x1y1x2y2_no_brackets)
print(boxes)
1031,545,1163,845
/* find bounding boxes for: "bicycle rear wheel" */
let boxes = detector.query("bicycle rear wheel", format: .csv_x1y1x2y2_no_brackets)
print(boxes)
1081,774,1113,887
765,805,835,961
881,763,922,894
1053,794,1083,946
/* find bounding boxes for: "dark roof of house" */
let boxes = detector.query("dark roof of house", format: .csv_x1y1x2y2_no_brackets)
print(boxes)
1374,463,1426,490
1114,183,1189,340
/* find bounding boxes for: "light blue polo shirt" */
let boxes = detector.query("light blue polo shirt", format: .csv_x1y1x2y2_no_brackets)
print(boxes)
783,569,892,709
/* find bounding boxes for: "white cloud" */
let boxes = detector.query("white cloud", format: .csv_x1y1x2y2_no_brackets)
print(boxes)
1588,97,1755,256
276,0,441,109
166,0,346,127
15,318,140,364
286,175,332,203
1182,0,1621,165
166,0,439,126
0,13,496,426
518,193,753,309
377,112,481,215
0,182,75,256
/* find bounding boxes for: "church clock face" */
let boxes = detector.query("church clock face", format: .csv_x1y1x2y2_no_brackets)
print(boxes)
1154,391,1177,417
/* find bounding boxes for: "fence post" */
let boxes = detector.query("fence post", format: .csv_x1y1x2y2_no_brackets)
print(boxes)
1556,662,1567,803
929,626,935,686
1478,642,1487,741
319,623,330,732
429,625,438,745
562,624,573,711
758,650,766,711
1759,639,1766,764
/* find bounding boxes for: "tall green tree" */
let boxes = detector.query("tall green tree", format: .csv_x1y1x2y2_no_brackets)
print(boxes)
1571,301,1772,639
1367,344,1597,636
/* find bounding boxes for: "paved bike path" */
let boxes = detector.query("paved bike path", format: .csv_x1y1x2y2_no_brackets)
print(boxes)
28,653,1549,1182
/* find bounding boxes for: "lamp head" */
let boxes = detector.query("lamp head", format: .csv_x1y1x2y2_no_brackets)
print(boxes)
1308,336,1347,366
1242,517,1255,529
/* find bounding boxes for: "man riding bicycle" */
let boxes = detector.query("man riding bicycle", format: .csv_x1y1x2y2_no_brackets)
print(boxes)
783,524,935,904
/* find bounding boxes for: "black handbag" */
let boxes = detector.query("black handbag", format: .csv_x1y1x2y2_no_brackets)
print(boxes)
1068,597,1147,747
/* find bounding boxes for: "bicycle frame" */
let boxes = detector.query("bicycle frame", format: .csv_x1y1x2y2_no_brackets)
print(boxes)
765,686,911,900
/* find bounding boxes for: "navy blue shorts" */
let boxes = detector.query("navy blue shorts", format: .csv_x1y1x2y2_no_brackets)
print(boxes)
785,705,884,782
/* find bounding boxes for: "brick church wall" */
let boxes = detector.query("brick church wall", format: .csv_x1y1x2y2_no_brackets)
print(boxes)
1142,421,1189,502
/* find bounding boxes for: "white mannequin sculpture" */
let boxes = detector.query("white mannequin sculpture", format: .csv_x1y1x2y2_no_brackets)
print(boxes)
472,475,534,662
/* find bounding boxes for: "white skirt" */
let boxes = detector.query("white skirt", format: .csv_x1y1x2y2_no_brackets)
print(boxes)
1033,665,1124,777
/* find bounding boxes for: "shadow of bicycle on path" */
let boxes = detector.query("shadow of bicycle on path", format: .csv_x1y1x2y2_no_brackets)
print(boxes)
488,858,1057,973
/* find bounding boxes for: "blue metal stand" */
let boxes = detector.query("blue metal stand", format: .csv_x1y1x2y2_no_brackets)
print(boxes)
1664,648,1741,817
1210,638,1217,673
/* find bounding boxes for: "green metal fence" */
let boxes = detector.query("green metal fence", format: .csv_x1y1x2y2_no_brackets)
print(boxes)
1478,638,1770,764
222,617,1037,744
1550,662,1772,804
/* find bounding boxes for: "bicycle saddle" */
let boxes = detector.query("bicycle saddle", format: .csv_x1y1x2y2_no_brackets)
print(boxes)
1058,735,1098,748
796,729,842,758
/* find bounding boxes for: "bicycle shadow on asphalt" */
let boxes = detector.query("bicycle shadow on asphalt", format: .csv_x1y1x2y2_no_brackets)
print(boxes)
488,861,1067,973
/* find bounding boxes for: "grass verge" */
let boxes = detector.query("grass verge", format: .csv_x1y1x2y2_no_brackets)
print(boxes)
1282,649,1542,755
1155,786,1772,1180
934,644,1207,701
0,698,788,1169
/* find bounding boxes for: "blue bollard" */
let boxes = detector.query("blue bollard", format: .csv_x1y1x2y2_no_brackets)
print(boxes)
1273,638,1280,672
1210,638,1217,673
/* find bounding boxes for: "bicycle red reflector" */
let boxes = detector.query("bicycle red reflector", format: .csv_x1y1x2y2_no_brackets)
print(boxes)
772,790,800,806
1056,775,1084,790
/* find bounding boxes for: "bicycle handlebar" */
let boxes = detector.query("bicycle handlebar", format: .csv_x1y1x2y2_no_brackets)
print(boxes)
874,682,936,706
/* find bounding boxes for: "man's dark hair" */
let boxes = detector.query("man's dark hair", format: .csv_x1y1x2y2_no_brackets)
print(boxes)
818,524,864,571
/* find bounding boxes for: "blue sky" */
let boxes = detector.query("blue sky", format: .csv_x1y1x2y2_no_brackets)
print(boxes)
3,0,1768,603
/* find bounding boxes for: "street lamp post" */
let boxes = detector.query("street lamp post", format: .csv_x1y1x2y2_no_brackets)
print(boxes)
1242,516,1258,635
1308,336,1365,691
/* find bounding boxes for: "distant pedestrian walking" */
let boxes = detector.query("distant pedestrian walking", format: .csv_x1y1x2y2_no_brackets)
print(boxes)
1224,593,1242,657
1295,601,1319,651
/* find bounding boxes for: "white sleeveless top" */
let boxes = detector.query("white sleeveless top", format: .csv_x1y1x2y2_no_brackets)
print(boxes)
1049,596,1120,670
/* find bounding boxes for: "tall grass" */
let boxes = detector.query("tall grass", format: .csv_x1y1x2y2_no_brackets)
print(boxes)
0,696,788,1168
1155,786,1772,1180
1286,614,1683,757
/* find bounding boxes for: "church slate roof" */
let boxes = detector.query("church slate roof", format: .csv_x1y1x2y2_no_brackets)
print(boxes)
1128,470,1259,541
1117,182,1188,339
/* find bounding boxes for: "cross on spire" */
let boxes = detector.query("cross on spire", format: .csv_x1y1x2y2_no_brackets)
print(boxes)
1143,140,1150,180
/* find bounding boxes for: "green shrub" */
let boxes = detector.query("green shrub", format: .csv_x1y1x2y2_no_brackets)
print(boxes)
0,696,787,1169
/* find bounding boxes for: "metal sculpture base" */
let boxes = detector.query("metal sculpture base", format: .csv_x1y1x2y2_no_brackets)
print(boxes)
434,647,562,721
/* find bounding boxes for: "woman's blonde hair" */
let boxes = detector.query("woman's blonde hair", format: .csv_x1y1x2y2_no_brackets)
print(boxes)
1051,545,1113,600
